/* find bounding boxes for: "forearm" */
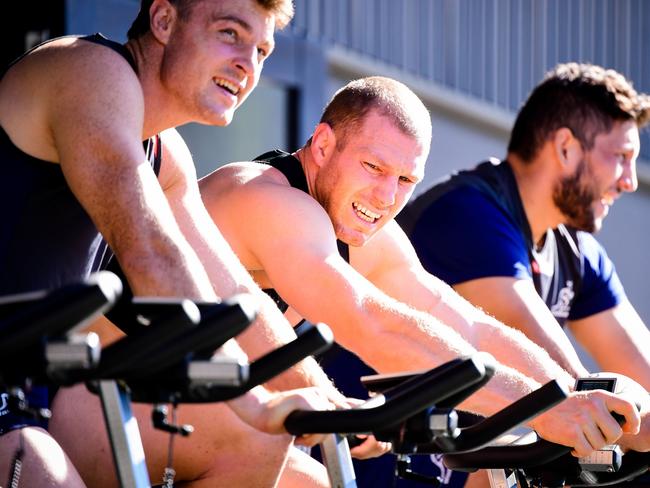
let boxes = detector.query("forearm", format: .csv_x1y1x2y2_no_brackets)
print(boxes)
225,385,284,435
351,299,544,417
236,294,341,395
117,235,216,301
459,363,543,417
511,320,589,379
470,316,576,388
428,287,576,388
220,333,336,395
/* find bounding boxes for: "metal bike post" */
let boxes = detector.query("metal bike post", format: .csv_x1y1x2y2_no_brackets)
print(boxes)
320,434,357,488
98,380,151,488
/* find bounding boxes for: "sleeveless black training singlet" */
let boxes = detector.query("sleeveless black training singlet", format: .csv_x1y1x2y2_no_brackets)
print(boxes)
0,34,161,295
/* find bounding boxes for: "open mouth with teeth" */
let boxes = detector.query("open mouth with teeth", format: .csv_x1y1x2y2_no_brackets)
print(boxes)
353,202,381,223
214,78,240,96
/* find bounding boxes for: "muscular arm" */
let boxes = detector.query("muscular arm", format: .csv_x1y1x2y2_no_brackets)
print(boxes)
200,169,642,454
204,170,552,409
40,40,214,300
364,222,644,452
161,132,339,396
452,277,589,377
569,300,650,390
366,221,576,389
199,166,643,453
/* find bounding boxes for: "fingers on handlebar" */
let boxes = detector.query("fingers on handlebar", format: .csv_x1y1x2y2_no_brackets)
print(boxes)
602,390,641,435
565,390,641,457
268,387,337,438
349,435,392,459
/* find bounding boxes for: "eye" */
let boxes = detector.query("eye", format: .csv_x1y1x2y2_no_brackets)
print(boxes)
219,28,238,41
364,161,380,172
399,176,414,184
257,46,268,57
614,153,628,165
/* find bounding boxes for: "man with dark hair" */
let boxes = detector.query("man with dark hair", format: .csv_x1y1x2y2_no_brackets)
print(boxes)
0,0,348,486
400,62,650,482
200,74,647,486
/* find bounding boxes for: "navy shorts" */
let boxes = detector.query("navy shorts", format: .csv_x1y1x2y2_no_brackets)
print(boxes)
0,385,50,436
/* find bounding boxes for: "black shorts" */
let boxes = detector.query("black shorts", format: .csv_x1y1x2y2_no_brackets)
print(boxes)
0,385,50,436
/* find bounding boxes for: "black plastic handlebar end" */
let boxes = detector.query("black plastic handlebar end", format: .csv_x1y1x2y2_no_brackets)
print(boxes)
90,271,124,306
225,293,259,324
472,352,496,377
313,323,335,346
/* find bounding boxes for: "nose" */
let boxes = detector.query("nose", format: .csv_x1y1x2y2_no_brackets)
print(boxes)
233,44,258,81
617,159,638,193
373,176,398,208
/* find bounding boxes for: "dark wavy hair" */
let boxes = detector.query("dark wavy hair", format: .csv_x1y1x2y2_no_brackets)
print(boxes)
508,62,650,162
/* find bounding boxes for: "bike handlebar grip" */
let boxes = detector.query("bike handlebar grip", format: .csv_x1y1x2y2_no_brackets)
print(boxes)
443,438,571,471
95,300,200,379
0,271,123,354
436,380,568,453
436,352,497,409
124,295,257,379
137,322,336,403
284,354,488,435
193,294,258,355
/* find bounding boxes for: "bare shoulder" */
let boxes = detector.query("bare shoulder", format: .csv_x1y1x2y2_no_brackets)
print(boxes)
199,160,292,200
0,36,143,161
200,159,331,232
365,219,417,257
2,36,141,110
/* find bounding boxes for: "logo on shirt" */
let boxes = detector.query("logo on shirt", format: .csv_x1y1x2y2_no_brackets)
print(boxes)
430,453,453,484
0,393,9,416
550,280,574,319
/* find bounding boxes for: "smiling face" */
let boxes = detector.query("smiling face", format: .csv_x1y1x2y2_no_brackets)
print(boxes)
553,119,640,232
159,0,275,126
311,110,427,246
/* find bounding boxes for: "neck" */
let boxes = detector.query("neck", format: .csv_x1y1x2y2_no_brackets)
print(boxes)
507,152,565,245
125,36,193,138
293,146,317,197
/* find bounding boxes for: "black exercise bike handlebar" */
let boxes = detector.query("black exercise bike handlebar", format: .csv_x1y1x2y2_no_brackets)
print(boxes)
127,321,335,403
104,295,257,381
429,380,568,454
0,271,122,355
284,353,491,435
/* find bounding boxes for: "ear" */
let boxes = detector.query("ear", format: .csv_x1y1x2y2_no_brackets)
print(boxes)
309,122,337,167
149,0,177,45
552,127,582,171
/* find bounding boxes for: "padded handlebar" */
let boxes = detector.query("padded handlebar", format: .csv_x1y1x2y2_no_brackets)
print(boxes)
431,380,568,454
284,353,489,435
0,271,122,355
128,322,335,403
